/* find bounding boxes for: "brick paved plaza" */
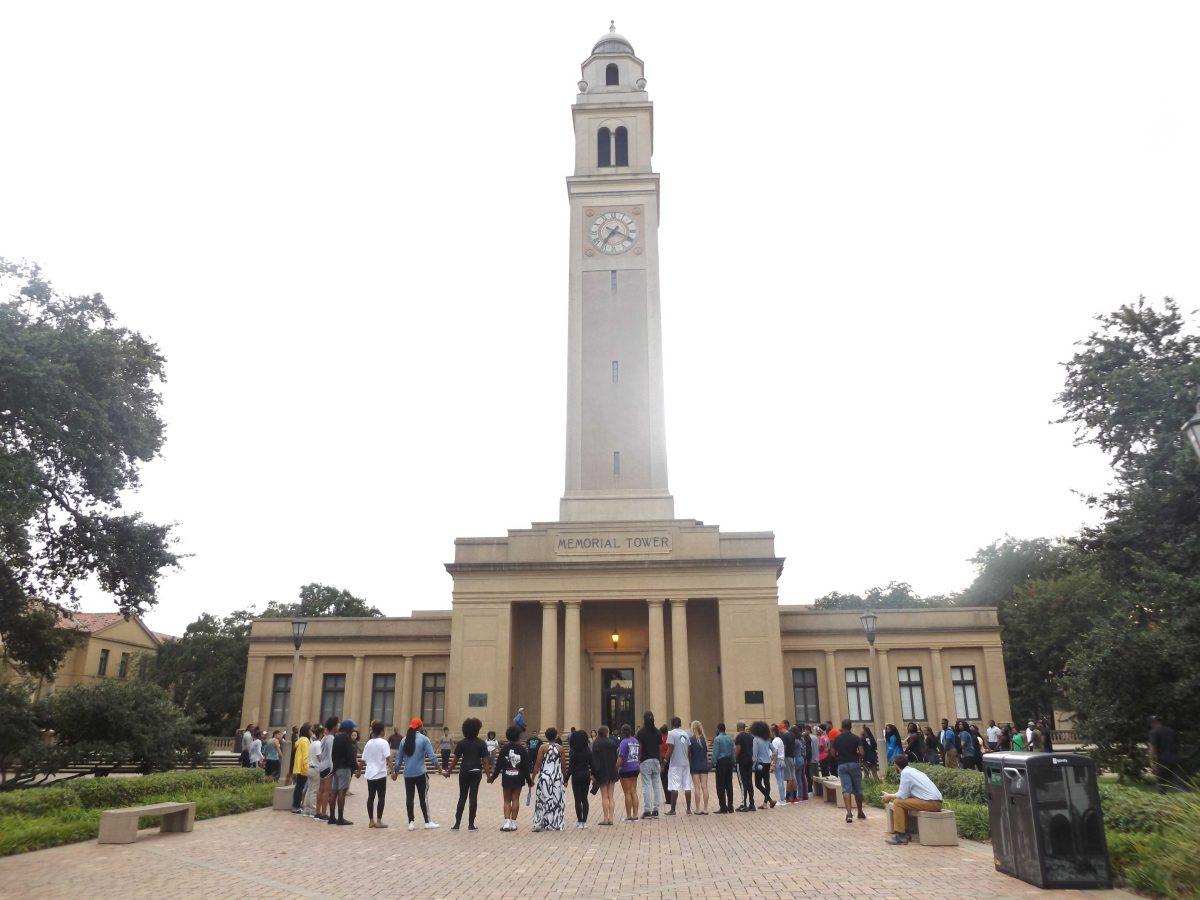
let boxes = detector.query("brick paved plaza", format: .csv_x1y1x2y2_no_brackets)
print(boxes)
0,779,1125,899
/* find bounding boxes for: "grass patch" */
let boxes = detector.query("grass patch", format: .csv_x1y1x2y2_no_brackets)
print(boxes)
0,769,275,857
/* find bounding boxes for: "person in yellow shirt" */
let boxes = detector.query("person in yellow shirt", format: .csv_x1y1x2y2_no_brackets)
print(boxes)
291,723,312,812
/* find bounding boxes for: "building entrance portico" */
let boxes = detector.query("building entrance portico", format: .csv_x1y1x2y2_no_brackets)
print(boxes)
600,667,635,732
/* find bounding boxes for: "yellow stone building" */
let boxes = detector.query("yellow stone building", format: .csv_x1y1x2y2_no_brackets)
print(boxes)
1,611,165,700
240,27,1012,738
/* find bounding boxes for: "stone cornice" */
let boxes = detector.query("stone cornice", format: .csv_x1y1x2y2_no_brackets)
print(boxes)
445,556,785,577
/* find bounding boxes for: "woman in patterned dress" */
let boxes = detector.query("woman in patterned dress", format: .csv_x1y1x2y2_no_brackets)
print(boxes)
531,726,565,832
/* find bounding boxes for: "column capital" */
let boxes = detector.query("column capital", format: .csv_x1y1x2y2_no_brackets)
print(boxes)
646,598,666,608
562,599,583,609
668,597,688,608
540,599,560,609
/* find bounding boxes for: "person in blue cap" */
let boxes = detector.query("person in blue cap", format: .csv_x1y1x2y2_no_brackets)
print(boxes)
328,719,361,825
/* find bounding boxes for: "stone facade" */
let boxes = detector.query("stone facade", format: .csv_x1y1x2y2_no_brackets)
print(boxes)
240,26,1012,738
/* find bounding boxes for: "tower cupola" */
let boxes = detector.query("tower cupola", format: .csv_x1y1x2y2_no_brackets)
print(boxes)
577,21,647,100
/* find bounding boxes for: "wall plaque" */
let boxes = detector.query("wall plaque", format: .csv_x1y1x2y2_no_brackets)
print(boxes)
744,690,764,705
468,693,488,707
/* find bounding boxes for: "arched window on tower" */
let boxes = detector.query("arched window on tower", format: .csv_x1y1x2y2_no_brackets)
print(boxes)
597,127,611,167
614,126,629,166
605,63,619,86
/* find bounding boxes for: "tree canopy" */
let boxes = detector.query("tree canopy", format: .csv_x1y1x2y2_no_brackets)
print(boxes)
260,582,382,619
0,260,178,679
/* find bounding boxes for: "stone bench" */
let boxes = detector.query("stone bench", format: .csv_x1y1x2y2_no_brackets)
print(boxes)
819,777,840,804
98,801,195,844
885,802,958,846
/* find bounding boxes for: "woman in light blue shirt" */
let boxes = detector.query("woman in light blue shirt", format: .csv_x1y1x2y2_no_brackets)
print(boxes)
749,720,775,809
392,718,440,830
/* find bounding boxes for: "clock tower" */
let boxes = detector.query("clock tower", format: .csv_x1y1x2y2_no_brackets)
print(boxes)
561,24,673,523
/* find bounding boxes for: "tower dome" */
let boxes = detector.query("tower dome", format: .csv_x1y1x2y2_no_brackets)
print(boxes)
592,21,634,56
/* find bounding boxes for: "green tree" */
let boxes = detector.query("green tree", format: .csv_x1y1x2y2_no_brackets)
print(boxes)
811,581,952,610
261,582,382,618
0,260,179,679
1056,296,1200,771
138,609,254,736
0,683,41,786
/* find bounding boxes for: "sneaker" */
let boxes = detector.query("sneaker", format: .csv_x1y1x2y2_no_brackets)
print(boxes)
501,819,511,831
327,817,338,825
887,833,911,845
652,809,659,817
857,811,866,820
377,822,388,828
640,812,653,819
845,812,853,823
468,825,478,831
451,824,460,831
290,808,302,814
424,822,440,829
408,821,416,831
338,819,353,826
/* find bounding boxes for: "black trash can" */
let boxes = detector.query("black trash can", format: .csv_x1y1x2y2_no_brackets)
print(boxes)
984,751,1111,889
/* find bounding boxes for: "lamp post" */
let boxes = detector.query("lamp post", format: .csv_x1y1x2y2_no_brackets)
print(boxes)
859,611,880,735
611,626,620,651
1183,399,1200,462
290,619,307,724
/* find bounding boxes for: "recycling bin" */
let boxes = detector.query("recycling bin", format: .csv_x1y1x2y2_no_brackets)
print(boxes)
984,751,1111,889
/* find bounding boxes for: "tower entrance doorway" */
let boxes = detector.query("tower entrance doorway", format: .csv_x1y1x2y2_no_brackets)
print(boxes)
601,668,634,732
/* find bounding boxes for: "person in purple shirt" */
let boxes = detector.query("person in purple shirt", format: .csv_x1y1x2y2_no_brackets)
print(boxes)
616,723,641,822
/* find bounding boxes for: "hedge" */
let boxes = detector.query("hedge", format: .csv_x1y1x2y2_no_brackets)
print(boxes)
0,769,273,856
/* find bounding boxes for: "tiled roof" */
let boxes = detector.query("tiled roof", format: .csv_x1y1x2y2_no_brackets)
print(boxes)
61,612,127,633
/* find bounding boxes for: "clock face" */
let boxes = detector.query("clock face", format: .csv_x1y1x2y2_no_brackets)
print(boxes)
589,211,639,254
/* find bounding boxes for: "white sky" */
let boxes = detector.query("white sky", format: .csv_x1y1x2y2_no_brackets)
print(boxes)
3,2,1198,636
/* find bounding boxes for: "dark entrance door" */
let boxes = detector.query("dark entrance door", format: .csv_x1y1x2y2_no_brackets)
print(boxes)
602,669,634,733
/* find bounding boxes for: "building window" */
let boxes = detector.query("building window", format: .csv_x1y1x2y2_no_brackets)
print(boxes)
613,451,620,476
605,62,618,86
97,648,109,676
597,127,611,167
845,668,872,722
792,668,819,723
421,673,446,727
320,673,346,721
612,360,619,383
951,666,980,720
614,126,629,166
898,667,926,722
118,652,130,678
610,270,617,291
270,674,291,727
371,673,396,726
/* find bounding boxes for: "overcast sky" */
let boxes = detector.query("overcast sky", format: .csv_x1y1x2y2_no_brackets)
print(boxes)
3,3,1198,636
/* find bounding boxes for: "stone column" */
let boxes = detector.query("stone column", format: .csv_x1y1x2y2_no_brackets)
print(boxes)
397,655,413,727
876,647,892,731
669,598,691,725
823,650,840,724
540,600,559,730
562,600,582,731
303,655,316,723
351,654,365,724
647,599,668,720
929,647,948,723
243,655,265,726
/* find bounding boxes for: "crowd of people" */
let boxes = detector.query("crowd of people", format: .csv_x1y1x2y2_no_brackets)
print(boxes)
231,708,1059,840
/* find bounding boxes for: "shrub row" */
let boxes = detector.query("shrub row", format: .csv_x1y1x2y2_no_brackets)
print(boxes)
0,768,265,817
0,774,274,857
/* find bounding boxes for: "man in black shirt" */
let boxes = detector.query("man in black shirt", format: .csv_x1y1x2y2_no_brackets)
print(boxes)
831,718,865,823
733,721,755,811
635,712,662,818
1148,716,1183,793
328,719,360,826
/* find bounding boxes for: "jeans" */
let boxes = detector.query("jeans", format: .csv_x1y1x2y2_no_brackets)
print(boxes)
737,762,754,807
572,772,591,823
639,759,661,812
303,765,319,814
366,776,387,821
774,761,787,801
714,757,734,810
405,774,431,823
454,771,481,827
291,773,307,810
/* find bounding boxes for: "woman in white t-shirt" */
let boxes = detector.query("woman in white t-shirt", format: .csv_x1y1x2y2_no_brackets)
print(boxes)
362,722,393,828
770,725,787,807
485,731,499,766
248,729,264,768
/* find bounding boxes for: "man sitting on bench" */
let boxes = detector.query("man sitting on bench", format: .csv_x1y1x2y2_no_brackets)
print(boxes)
880,756,943,844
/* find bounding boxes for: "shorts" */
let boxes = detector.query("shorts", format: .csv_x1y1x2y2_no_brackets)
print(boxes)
501,773,525,790
837,762,863,797
332,767,353,792
667,765,693,792
619,770,639,781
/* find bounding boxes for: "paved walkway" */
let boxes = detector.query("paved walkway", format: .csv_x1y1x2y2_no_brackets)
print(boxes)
0,779,1122,899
